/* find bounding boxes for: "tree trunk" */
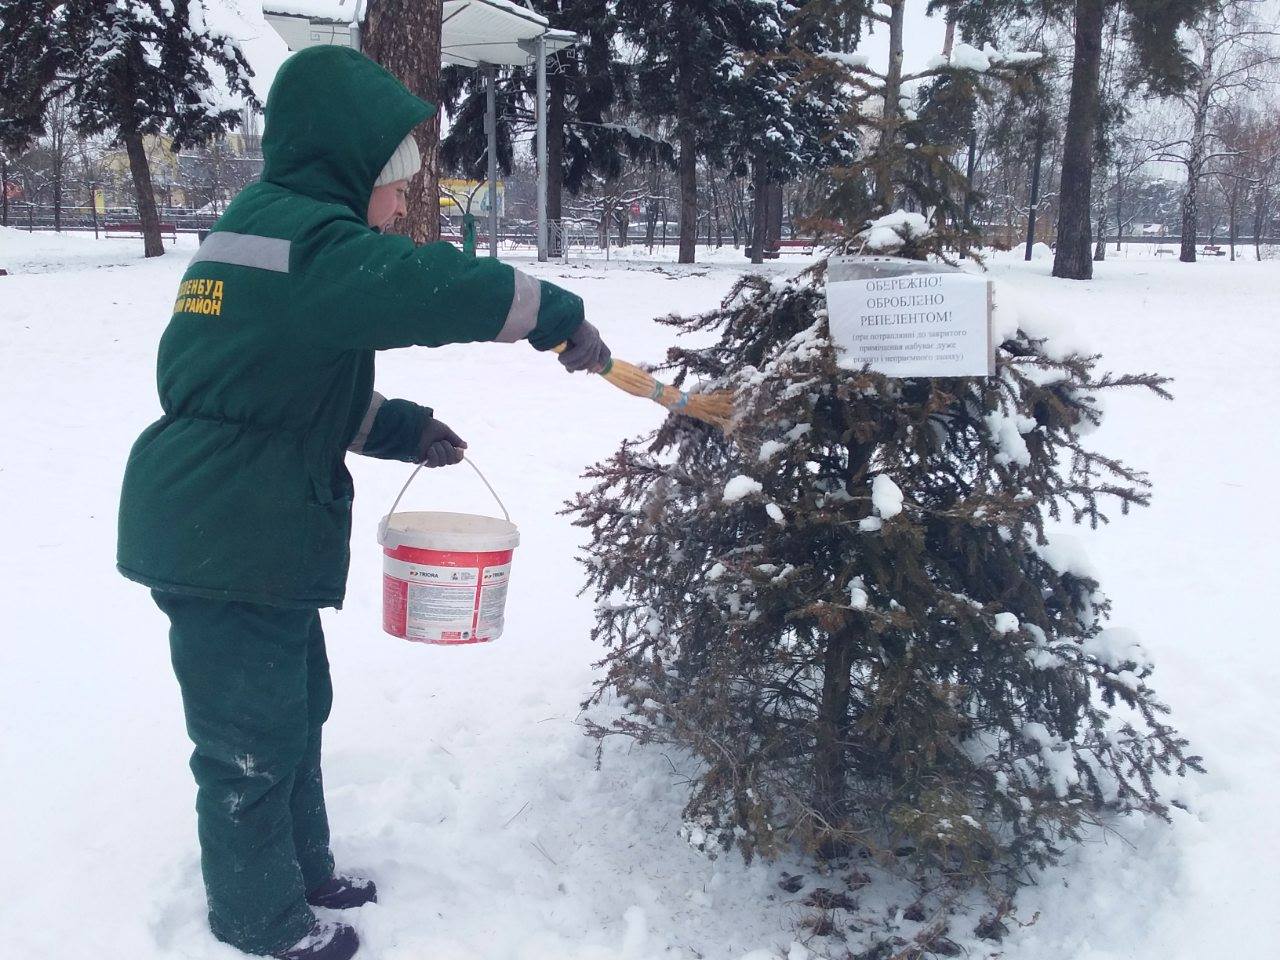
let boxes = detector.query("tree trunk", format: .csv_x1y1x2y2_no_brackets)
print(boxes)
1179,168,1200,262
363,0,443,244
53,166,62,232
1115,164,1123,251
673,0,698,264
749,156,767,264
729,178,743,246
123,130,164,258
1052,0,1105,280
874,0,906,213
1,154,8,226
677,123,697,263
616,206,629,247
1253,184,1269,261
1025,125,1044,261
646,162,658,249
1228,191,1237,261
960,127,978,257
813,628,855,855
767,181,783,253
709,170,723,246
1093,172,1107,260
1181,20,1217,264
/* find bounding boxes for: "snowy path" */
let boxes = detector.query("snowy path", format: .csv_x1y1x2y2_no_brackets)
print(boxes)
1,230,1277,959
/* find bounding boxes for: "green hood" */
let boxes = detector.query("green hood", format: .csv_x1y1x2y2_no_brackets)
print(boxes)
260,46,435,214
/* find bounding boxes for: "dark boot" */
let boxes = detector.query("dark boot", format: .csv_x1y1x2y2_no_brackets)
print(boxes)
272,920,358,960
306,876,378,910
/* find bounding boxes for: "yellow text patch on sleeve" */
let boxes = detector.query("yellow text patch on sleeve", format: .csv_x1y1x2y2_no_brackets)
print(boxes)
172,278,225,317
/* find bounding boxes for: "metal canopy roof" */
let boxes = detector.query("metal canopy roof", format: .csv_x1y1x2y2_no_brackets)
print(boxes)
262,0,576,66
442,0,576,67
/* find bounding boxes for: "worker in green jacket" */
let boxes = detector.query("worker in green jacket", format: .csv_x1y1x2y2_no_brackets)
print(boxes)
116,46,609,960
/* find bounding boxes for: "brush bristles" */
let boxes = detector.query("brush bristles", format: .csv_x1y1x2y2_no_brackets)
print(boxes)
602,360,735,431
555,347,734,432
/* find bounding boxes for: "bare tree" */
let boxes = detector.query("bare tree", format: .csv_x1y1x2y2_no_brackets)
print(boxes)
42,93,74,230
1147,0,1279,261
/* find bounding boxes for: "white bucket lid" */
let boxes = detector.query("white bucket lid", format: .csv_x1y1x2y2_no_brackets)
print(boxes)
380,510,520,553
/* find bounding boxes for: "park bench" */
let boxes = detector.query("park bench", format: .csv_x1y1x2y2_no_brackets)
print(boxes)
1201,244,1225,256
105,221,178,241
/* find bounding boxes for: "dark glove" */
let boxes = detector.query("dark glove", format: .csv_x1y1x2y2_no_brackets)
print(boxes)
417,418,467,468
557,320,611,374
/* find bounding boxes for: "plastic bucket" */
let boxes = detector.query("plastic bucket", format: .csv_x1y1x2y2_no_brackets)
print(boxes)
378,461,519,645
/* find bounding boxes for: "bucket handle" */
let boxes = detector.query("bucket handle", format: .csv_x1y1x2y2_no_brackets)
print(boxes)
379,455,511,542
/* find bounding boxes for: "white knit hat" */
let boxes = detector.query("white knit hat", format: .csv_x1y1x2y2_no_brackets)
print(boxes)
374,133,421,187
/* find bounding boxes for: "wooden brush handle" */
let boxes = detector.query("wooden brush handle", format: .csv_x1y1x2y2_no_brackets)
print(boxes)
551,343,734,431
552,342,680,405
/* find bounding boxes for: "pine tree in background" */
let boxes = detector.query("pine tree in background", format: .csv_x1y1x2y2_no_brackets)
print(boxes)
615,0,748,263
0,1,58,156
787,0,1042,255
721,1,858,264
1,0,256,256
568,0,1201,944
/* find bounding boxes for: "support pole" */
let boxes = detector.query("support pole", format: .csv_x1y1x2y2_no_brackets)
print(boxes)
536,34,548,261
486,62,498,258
349,0,364,51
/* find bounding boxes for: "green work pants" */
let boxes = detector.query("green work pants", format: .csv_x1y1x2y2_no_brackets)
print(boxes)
153,591,336,955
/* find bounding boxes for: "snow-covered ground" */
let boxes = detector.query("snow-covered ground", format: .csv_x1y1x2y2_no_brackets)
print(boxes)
1,227,1277,959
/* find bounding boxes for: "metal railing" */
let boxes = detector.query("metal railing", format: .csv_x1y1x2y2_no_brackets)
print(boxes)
1,203,221,235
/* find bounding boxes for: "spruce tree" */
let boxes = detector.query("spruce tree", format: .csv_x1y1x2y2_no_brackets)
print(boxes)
2,0,256,256
568,0,1201,944
721,1,858,263
787,0,1042,253
615,0,752,263
0,1,58,154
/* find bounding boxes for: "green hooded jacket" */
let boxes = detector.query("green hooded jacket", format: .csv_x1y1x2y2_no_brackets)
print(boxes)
117,46,584,608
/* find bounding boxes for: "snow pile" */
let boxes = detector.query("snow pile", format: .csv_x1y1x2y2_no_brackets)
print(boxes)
984,407,1036,466
990,279,1095,360
1084,627,1153,671
871,473,904,518
857,209,931,252
926,43,1044,73
723,475,764,502
1028,532,1098,579
994,612,1020,634
3,232,1280,960
818,50,870,70
757,439,786,462
848,576,869,610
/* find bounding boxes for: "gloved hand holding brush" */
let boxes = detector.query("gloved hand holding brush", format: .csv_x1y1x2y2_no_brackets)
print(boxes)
557,320,611,374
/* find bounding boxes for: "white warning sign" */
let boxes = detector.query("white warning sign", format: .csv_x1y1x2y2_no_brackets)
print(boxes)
826,265,993,378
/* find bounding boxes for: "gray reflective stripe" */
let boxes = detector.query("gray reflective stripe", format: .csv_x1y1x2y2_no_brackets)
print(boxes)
190,231,291,273
347,392,386,454
495,269,542,342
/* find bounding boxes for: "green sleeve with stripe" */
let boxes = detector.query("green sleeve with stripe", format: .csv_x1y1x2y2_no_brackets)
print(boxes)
348,393,432,463
293,215,584,353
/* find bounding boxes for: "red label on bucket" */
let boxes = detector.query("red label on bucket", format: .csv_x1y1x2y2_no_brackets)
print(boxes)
382,544,514,645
